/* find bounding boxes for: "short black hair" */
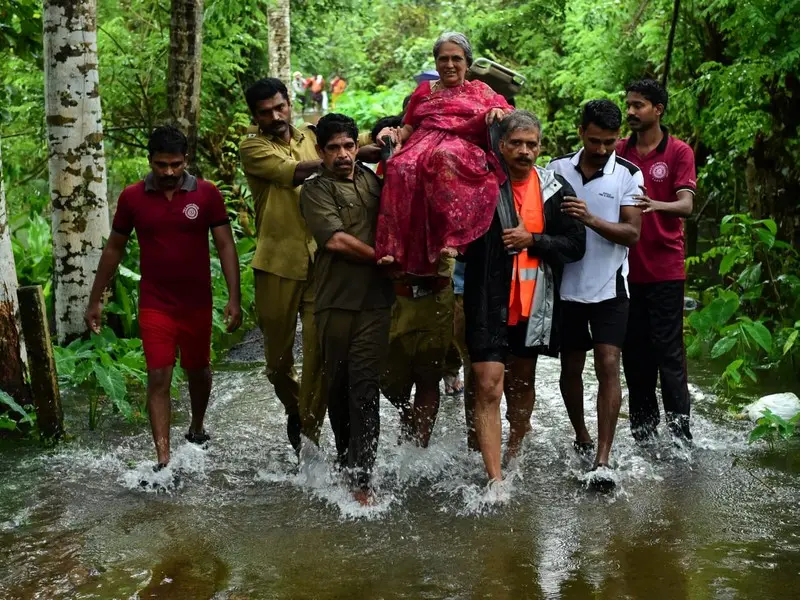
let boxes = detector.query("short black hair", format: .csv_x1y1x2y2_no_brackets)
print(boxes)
371,115,403,143
581,99,622,131
626,78,668,110
316,113,358,149
148,125,187,157
244,77,289,114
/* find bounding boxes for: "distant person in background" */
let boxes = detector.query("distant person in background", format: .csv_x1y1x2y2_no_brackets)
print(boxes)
308,74,326,112
330,75,348,109
85,125,242,470
547,100,643,489
292,71,307,111
618,78,696,444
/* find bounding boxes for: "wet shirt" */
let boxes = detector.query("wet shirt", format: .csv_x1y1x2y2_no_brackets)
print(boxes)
548,150,643,303
300,164,395,313
111,173,229,314
239,123,318,280
617,128,697,283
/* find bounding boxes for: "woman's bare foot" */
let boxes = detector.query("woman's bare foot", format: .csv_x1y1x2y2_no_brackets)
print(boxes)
377,255,395,266
440,246,457,258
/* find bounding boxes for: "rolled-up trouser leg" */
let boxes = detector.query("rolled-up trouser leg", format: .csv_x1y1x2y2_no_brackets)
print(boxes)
315,309,353,465
299,272,325,443
254,270,302,417
348,308,391,488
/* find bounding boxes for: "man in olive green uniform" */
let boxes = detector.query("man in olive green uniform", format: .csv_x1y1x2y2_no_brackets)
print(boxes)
239,78,325,450
300,114,395,504
382,257,455,447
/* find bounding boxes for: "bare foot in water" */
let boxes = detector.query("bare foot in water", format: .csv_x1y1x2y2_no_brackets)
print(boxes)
440,246,457,258
503,423,531,466
353,488,376,506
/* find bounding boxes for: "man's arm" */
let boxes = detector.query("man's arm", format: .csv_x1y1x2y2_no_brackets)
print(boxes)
211,224,242,332
325,231,376,263
634,186,693,217
561,198,641,247
527,181,586,264
240,138,321,187
84,231,129,333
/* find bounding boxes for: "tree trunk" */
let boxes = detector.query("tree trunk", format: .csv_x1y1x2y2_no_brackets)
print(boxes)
267,0,291,84
168,0,203,175
0,143,29,402
43,0,110,344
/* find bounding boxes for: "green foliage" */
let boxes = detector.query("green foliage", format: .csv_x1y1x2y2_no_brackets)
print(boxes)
748,409,800,448
53,328,163,429
334,83,414,132
686,214,800,398
0,389,35,432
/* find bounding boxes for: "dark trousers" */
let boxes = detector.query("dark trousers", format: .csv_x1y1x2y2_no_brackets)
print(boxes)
315,307,391,489
622,280,691,438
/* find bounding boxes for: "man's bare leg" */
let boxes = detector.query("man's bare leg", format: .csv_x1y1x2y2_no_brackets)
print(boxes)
413,378,440,448
560,350,592,445
186,366,211,436
504,355,537,464
147,366,174,465
593,344,623,466
385,381,415,442
472,361,505,481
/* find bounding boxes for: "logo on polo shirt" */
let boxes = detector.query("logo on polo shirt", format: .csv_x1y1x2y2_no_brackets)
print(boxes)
650,162,669,182
183,203,200,220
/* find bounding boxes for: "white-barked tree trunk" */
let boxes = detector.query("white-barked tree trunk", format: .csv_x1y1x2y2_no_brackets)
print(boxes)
43,0,110,343
168,0,203,175
267,0,291,85
0,142,28,401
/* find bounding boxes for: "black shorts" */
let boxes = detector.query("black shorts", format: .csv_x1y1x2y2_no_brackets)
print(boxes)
470,323,541,364
560,297,629,351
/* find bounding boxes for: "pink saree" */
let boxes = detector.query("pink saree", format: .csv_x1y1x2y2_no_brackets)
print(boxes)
375,79,511,275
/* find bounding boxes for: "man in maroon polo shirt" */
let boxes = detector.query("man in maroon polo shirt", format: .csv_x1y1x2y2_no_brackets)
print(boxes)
85,125,242,469
617,79,696,443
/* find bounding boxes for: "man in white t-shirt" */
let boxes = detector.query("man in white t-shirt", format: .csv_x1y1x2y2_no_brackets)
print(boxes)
548,100,643,488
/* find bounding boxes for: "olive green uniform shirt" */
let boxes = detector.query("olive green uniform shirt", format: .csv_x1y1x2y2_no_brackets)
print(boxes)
300,163,395,313
239,123,318,279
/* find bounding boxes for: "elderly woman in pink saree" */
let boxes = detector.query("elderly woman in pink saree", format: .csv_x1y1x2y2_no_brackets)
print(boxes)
375,32,512,276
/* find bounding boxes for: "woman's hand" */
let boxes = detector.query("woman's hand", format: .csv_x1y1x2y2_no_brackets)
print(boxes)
376,127,403,147
485,108,507,125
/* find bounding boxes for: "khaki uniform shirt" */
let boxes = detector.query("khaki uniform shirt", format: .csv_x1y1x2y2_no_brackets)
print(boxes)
239,123,318,279
300,164,395,313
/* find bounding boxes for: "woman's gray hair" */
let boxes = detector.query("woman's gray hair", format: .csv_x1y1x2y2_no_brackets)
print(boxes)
433,32,473,67
499,110,542,139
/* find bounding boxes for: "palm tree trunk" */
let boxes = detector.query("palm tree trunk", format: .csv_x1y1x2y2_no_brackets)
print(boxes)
168,0,204,175
267,0,291,84
43,0,110,344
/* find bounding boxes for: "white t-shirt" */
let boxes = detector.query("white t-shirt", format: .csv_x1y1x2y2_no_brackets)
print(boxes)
547,149,643,304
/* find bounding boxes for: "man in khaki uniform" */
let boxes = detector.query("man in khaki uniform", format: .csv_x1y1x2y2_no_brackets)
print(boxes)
300,114,395,504
381,257,455,447
239,78,325,451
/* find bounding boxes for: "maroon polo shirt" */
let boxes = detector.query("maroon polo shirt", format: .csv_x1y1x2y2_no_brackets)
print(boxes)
617,127,696,283
112,173,229,314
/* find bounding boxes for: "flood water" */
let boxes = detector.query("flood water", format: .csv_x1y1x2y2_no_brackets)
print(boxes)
1,337,799,599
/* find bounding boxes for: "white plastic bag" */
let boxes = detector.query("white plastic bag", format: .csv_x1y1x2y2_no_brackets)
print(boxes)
741,392,800,422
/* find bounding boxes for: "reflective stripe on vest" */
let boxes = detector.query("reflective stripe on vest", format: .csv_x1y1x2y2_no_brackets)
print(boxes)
508,175,545,322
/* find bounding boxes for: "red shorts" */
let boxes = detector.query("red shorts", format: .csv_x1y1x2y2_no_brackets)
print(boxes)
139,307,212,370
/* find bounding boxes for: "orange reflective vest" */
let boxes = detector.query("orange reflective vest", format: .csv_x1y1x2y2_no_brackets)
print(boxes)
508,174,545,326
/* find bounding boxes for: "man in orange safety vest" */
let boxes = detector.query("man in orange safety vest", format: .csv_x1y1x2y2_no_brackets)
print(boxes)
463,110,586,486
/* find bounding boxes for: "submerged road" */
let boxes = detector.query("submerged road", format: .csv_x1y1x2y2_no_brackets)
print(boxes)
0,329,798,599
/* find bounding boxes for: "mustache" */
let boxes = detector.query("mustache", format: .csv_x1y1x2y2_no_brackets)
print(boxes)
515,157,533,164
334,159,353,167
269,120,288,130
627,117,640,122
